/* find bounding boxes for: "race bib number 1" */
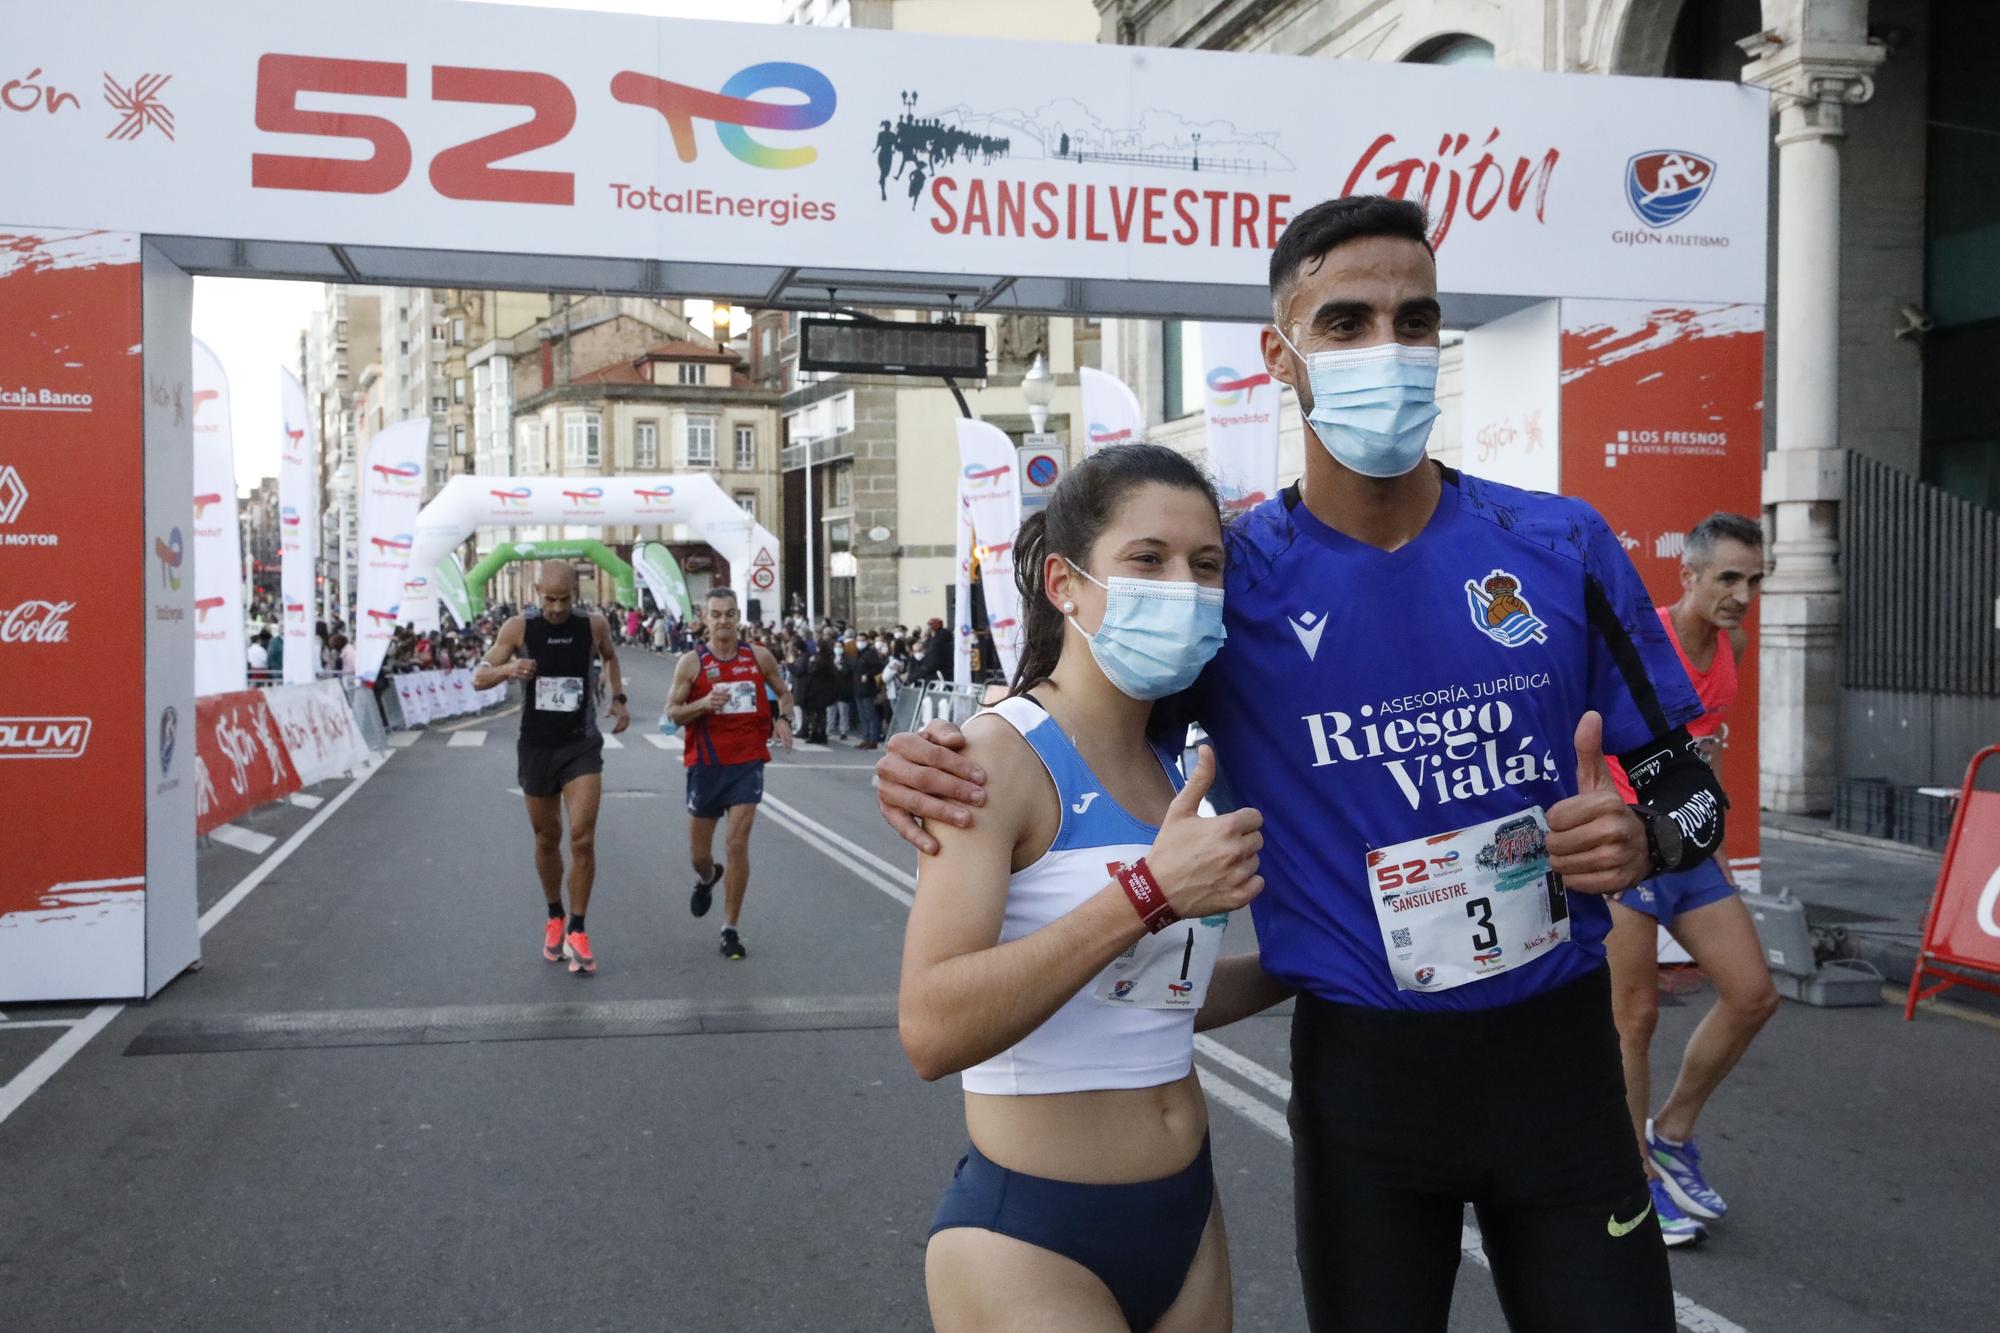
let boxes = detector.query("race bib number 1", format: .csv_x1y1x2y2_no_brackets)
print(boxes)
1367,806,1570,993
1093,912,1227,1010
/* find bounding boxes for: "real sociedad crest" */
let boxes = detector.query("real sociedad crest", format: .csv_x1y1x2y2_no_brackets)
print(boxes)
1626,150,1715,229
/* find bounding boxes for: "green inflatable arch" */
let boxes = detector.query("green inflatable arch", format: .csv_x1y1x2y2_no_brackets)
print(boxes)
468,539,638,614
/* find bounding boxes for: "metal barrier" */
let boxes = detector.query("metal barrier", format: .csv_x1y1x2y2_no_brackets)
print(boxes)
889,681,993,736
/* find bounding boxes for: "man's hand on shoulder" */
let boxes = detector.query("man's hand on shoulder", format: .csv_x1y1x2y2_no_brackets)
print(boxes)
875,720,990,855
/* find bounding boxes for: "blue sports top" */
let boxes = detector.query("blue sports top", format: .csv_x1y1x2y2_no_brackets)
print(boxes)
1195,467,1699,1011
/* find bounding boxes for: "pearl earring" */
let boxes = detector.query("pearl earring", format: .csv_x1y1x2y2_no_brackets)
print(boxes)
1061,601,1075,614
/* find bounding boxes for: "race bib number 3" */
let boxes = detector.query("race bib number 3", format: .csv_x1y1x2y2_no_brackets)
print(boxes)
536,676,584,713
1093,912,1228,1010
1367,807,1570,993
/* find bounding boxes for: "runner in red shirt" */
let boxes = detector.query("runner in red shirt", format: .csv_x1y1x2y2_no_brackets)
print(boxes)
666,586,792,960
1606,513,1779,1247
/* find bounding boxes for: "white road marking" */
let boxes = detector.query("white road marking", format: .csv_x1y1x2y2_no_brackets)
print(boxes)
763,791,1753,1333
601,734,624,750
388,732,421,747
645,734,684,751
207,823,277,855
0,1005,121,1128
439,704,515,732
0,1020,83,1031
446,731,488,748
505,787,657,800
289,793,325,810
200,756,395,937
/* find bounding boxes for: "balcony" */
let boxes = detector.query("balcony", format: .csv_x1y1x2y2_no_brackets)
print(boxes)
779,436,853,471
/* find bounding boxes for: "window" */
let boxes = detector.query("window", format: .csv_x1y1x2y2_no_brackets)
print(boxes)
735,491,756,517
518,420,544,473
563,411,601,467
432,395,447,414
453,376,465,404
452,317,466,344
734,424,756,470
677,362,706,386
686,417,717,468
431,323,446,343
452,424,467,455
634,420,658,469
832,462,852,508
1160,321,1204,420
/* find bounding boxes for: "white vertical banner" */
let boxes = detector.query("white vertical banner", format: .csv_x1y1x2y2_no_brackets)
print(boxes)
278,369,318,684
353,420,431,683
1079,366,1144,455
955,418,1024,683
1199,321,1281,513
953,496,974,690
190,339,247,694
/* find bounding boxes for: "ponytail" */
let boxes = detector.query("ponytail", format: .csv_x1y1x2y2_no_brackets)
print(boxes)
1009,509,1063,695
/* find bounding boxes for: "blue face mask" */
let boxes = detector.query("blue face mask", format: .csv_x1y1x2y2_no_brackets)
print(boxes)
1065,561,1226,700
1273,329,1441,478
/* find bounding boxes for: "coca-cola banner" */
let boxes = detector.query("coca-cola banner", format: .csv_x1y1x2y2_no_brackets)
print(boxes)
194,690,302,836
0,228,149,1000
262,680,371,787
278,368,317,684
191,339,248,694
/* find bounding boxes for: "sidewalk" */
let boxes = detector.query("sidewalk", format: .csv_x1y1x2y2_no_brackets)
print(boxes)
1758,812,1964,1006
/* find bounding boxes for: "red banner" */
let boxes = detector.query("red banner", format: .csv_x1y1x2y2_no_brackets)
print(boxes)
195,690,302,835
0,231,148,995
1906,745,2000,1017
1560,301,1765,883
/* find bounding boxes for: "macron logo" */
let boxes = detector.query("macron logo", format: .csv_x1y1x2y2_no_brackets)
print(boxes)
1289,611,1327,661
1071,792,1100,815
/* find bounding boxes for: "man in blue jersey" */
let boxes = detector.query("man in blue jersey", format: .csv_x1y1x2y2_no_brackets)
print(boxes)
877,196,1728,1331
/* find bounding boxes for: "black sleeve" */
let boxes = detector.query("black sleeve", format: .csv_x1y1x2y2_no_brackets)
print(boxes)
1618,727,1727,871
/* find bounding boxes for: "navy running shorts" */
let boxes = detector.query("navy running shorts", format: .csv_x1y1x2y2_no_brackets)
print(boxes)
1613,857,1736,925
517,734,603,798
686,761,764,819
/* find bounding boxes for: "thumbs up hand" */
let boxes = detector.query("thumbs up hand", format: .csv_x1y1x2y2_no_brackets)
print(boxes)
1144,746,1266,919
1545,711,1651,895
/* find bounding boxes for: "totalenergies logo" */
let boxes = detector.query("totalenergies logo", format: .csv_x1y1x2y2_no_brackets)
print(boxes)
403,576,430,594
635,486,676,507
962,463,1008,488
610,62,836,170
285,600,307,623
153,527,184,590
192,491,222,519
371,533,414,553
562,487,605,507
1087,422,1132,448
283,421,305,456
194,596,225,622
373,461,422,487
281,505,302,527
1206,365,1271,408
490,486,533,508
366,605,400,625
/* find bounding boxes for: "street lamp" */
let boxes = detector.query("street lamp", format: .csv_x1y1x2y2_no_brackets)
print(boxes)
1022,352,1054,435
709,301,735,340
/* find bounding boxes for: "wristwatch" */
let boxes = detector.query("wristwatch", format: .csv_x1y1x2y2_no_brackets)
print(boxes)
611,693,628,705
1633,804,1684,875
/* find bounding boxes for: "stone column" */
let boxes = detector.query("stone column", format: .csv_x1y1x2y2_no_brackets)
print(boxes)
1741,5,1883,814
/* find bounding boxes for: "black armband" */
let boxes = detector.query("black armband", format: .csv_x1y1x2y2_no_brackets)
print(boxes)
1617,726,1726,871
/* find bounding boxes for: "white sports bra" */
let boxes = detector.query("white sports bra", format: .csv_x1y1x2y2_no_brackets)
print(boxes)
960,696,1228,1096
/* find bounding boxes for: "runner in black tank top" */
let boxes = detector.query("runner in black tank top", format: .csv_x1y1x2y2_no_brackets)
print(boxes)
472,562,631,975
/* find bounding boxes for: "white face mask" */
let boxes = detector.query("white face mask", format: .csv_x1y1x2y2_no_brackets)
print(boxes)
1274,327,1441,478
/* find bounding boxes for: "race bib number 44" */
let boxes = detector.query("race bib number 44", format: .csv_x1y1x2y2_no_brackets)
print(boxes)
1367,807,1569,993
536,676,584,713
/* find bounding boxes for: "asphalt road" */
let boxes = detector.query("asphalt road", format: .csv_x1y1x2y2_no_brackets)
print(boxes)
1,647,1994,1331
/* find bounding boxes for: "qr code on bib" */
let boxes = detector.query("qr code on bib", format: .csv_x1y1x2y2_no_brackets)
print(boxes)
1391,928,1413,949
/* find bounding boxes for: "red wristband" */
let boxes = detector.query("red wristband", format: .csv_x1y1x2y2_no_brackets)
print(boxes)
1115,857,1180,934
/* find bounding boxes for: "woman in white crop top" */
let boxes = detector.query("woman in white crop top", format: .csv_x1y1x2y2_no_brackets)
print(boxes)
899,444,1292,1332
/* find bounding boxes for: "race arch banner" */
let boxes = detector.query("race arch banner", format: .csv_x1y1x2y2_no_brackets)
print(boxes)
11,0,1765,316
